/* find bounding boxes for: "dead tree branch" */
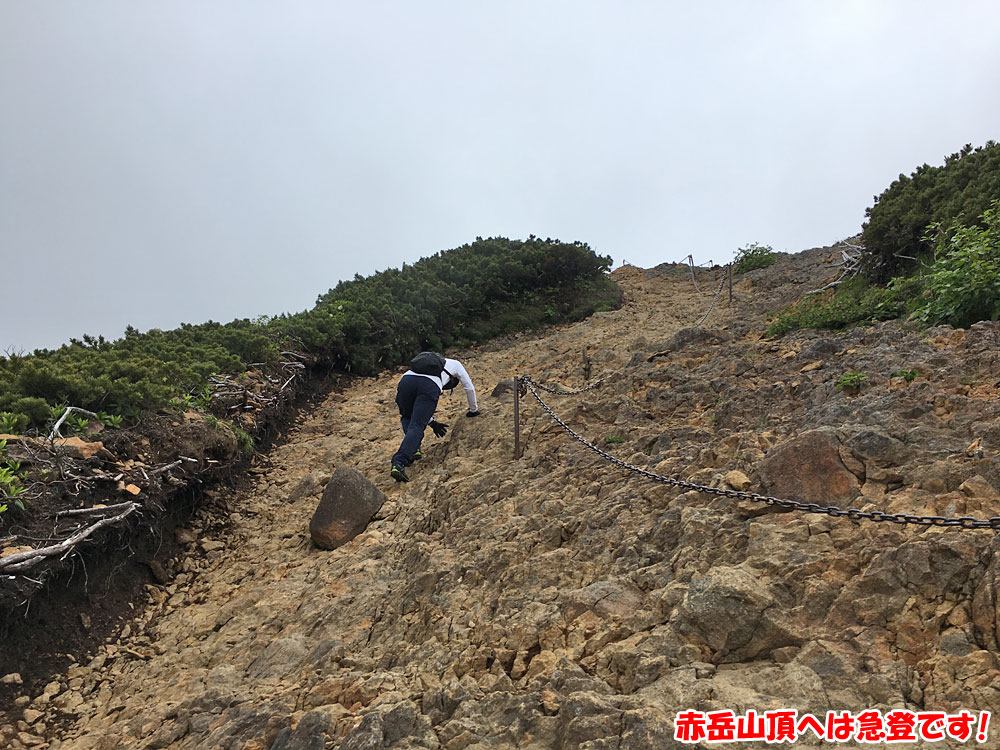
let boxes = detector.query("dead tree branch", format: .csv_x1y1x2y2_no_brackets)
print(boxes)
806,246,862,295
0,503,139,573
55,502,137,519
48,407,101,443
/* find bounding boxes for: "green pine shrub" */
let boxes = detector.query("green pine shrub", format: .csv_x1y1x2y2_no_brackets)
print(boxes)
861,141,1000,283
0,237,620,427
733,243,777,274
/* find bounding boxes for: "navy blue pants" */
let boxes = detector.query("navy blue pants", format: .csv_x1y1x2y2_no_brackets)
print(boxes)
392,374,440,467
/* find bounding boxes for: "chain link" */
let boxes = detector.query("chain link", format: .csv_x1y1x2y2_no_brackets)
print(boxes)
517,376,1000,531
687,255,702,293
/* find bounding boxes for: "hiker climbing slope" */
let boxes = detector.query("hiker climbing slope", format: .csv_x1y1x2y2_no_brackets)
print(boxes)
391,352,479,482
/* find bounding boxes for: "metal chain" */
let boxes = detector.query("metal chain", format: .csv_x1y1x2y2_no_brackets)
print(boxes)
693,265,729,329
517,376,1000,530
529,376,608,395
687,255,702,293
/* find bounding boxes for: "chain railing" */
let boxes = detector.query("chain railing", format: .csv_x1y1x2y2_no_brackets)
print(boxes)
515,375,1000,530
513,373,607,458
693,265,729,329
528,377,609,395
687,255,702,293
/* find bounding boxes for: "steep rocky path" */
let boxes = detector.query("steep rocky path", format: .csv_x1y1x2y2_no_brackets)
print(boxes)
7,249,1000,749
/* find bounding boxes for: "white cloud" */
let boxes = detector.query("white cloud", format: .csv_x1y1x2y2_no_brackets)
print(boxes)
2,1,998,350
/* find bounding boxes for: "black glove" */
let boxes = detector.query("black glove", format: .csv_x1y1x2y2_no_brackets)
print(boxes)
429,420,448,438
466,409,480,417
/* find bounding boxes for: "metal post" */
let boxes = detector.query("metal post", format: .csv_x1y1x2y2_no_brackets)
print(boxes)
514,376,522,460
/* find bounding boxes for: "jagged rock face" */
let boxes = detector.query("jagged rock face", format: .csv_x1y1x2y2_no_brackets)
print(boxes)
17,249,1000,749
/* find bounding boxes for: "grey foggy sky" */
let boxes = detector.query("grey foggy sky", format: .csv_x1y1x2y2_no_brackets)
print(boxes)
2,1,999,352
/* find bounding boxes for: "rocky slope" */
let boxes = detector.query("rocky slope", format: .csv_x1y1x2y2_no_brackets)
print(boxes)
4,246,1000,749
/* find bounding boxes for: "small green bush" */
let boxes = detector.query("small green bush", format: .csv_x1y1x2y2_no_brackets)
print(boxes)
0,412,27,435
66,413,90,435
97,412,123,429
835,372,868,391
767,276,905,337
0,439,27,513
891,368,919,383
733,242,777,274
906,201,1000,328
604,434,625,446
230,424,255,457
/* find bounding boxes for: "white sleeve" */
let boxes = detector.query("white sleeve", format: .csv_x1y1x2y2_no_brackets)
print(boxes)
446,359,478,412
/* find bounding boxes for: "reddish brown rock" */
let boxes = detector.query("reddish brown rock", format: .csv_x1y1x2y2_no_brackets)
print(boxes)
309,466,386,550
0,434,108,461
758,428,860,504
54,436,107,460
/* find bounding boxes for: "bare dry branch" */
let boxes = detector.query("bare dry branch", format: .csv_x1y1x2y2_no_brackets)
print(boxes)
56,502,138,519
48,407,102,443
149,460,183,476
0,503,139,573
805,248,862,295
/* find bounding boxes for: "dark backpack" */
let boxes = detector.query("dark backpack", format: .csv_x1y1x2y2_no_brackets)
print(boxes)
409,351,446,377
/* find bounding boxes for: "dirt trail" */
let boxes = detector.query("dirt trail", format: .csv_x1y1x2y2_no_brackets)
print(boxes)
11,261,725,748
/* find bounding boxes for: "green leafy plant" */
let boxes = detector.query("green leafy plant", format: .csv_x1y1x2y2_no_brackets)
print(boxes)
66,413,91,435
835,372,868,391
891,368,919,383
767,276,905,337
194,385,214,410
0,412,26,435
231,425,255,457
733,242,777,274
0,440,27,513
97,412,123,429
0,467,25,497
905,202,1000,328
604,434,625,446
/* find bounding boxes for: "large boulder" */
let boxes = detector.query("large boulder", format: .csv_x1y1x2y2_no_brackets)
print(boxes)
676,565,801,662
758,428,861,505
309,467,385,550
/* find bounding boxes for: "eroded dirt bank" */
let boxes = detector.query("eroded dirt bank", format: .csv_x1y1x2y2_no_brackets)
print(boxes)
6,248,1000,749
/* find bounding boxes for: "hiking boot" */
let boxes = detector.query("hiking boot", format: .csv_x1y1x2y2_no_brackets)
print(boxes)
390,464,409,483
412,449,422,461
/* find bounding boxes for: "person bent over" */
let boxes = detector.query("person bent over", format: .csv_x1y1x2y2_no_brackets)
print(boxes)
390,352,478,482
